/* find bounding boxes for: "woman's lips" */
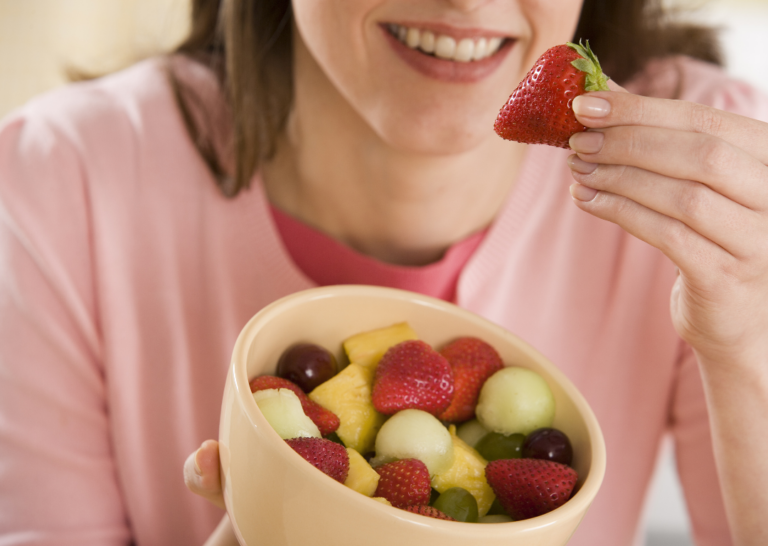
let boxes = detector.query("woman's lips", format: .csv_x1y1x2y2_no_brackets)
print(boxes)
380,23,514,83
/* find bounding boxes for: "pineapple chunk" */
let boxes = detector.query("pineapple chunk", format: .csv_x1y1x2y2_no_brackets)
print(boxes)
308,363,386,453
431,425,495,517
343,322,419,370
344,448,380,497
371,497,392,506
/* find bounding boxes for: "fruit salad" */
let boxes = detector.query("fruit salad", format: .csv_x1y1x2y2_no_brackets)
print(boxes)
249,322,578,523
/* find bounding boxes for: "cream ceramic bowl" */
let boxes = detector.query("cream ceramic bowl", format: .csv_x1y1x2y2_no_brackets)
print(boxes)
219,285,605,546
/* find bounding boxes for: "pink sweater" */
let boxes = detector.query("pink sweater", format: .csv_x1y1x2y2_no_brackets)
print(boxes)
1,56,767,546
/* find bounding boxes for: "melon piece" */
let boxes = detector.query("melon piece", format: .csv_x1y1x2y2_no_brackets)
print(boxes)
372,409,454,476
253,388,321,440
475,367,555,436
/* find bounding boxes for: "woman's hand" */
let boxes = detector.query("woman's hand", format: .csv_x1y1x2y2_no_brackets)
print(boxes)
568,86,768,366
567,86,768,546
184,440,238,545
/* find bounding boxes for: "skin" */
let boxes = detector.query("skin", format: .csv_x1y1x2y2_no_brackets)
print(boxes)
184,1,768,544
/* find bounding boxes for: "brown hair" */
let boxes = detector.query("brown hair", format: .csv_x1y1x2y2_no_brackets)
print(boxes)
173,0,722,197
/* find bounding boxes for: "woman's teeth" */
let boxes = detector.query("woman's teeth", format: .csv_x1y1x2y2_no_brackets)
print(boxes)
389,24,504,63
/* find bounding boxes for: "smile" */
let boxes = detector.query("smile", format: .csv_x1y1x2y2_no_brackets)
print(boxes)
386,23,506,63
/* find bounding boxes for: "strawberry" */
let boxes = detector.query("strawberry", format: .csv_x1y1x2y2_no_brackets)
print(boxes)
404,505,456,521
437,337,504,423
485,458,578,520
373,458,432,508
285,437,350,483
250,375,340,436
494,41,609,148
372,340,454,416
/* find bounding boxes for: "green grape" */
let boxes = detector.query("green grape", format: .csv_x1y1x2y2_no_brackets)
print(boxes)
486,498,509,516
433,487,479,523
324,431,345,447
475,432,525,461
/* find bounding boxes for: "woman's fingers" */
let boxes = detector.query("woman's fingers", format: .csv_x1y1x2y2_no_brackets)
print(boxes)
568,180,735,280
567,155,763,260
574,91,768,165
184,439,225,510
569,125,768,210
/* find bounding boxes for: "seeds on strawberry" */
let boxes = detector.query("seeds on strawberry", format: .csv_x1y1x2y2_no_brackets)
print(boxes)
286,437,350,483
250,375,340,436
372,340,454,416
494,40,609,149
405,504,456,521
373,458,432,508
438,337,504,423
485,458,578,520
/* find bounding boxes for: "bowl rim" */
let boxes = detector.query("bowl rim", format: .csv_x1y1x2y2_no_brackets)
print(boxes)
227,285,606,534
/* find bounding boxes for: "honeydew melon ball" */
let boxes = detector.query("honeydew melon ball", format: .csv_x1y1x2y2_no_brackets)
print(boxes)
475,367,555,436
373,409,454,475
253,388,321,440
456,419,490,449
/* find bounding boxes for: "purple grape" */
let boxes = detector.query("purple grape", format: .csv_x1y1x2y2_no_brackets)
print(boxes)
276,343,338,393
521,428,573,466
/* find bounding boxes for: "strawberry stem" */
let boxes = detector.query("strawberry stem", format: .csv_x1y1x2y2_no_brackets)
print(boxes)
566,40,610,92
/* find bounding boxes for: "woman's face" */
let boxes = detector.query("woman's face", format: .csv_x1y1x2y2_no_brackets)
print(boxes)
291,0,585,155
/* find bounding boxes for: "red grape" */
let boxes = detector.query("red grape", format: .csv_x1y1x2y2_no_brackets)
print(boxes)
276,343,338,393
521,428,573,466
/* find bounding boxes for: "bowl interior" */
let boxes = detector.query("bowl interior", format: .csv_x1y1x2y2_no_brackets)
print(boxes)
225,285,605,544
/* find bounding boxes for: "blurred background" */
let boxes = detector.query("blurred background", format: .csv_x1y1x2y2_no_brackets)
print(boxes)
1,1,767,545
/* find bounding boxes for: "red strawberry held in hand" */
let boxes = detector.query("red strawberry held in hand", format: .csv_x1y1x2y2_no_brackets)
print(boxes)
374,458,432,508
285,437,350,483
438,337,504,423
372,340,454,416
250,375,340,436
494,41,609,148
485,458,578,519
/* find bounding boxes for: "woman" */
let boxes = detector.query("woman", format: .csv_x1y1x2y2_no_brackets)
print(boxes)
1,0,767,545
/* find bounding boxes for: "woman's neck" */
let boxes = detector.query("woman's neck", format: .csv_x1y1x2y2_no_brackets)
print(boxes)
261,37,527,267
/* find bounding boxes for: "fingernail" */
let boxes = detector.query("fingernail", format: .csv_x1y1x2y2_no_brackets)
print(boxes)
567,155,598,174
573,95,611,117
569,131,604,154
194,447,203,475
570,183,598,202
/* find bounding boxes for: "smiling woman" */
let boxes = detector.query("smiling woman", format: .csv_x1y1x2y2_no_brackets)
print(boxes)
2,1,768,546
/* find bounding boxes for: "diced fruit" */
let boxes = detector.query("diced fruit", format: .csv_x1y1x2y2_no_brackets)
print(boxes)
494,41,609,149
253,389,321,440
432,487,479,523
405,505,456,521
373,409,454,476
343,322,419,370
344,448,380,497
431,425,495,516
522,428,574,466
475,432,525,461
372,340,454,416
374,458,432,508
475,367,555,436
285,437,350,483
276,342,339,393
485,459,578,520
325,431,345,447
250,375,340,436
372,497,392,506
308,363,386,453
438,337,504,423
456,419,489,448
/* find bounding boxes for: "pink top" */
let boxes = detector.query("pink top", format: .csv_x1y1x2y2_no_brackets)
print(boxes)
1,55,767,546
269,204,486,302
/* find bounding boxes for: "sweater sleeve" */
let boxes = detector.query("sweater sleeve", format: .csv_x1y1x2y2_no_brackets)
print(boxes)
0,109,130,544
